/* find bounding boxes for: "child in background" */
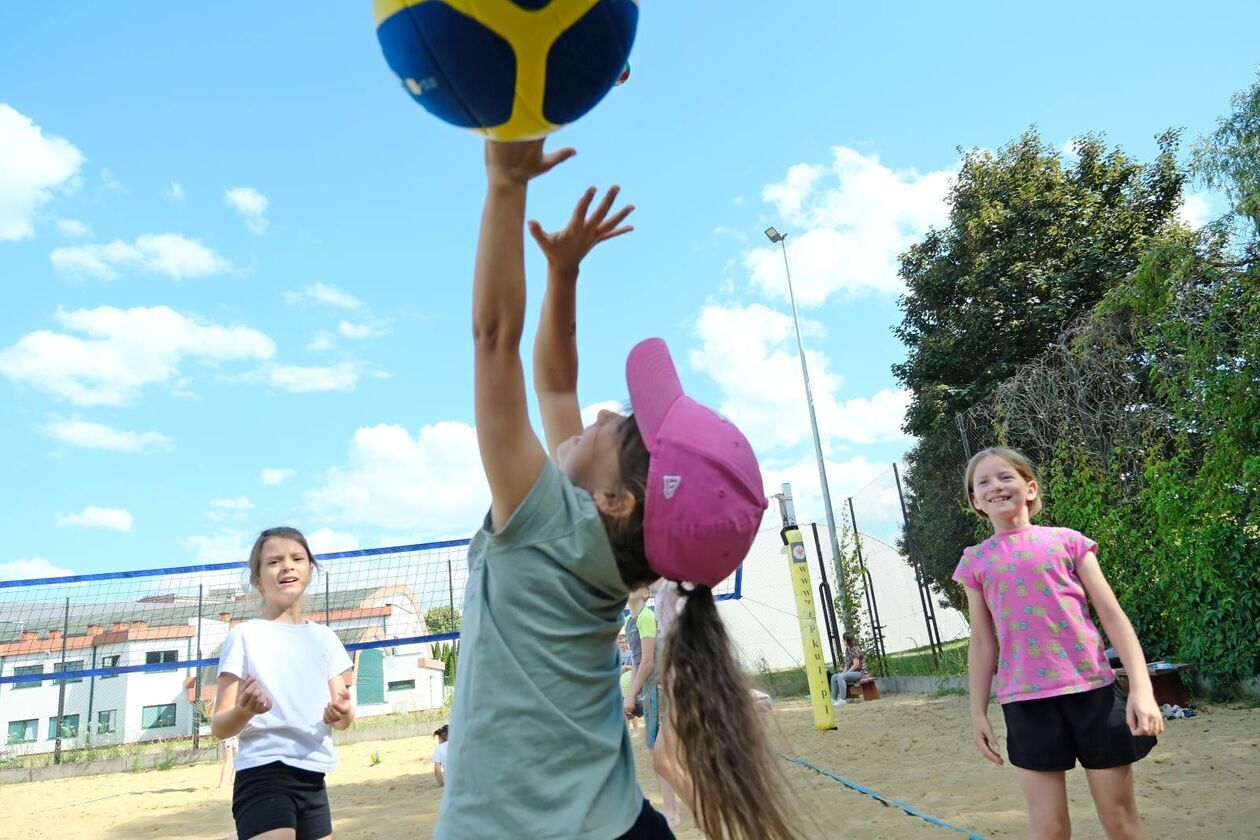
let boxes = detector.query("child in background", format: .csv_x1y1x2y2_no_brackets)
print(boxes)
624,583,678,826
212,527,355,840
436,138,796,839
955,447,1162,840
218,734,239,789
433,725,449,788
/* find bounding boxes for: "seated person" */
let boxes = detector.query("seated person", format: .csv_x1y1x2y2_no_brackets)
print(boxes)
830,633,867,705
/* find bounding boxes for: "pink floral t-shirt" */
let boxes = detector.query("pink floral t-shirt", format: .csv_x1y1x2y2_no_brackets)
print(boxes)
953,525,1114,704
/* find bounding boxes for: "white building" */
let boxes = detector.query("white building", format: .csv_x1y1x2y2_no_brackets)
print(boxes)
0,584,446,758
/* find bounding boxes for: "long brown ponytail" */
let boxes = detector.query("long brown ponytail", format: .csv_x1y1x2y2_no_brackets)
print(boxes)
661,585,797,839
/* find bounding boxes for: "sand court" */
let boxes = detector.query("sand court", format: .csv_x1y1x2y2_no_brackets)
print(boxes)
1,694,1255,838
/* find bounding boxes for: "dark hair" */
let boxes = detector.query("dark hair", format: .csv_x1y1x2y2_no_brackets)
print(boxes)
247,526,318,588
843,632,859,647
662,587,797,838
602,415,656,590
434,724,449,741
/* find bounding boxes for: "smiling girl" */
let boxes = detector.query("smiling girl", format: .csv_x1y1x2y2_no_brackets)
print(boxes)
955,447,1162,840
212,527,355,840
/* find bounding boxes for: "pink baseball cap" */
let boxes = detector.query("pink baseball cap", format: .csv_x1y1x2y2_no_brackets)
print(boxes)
626,338,768,588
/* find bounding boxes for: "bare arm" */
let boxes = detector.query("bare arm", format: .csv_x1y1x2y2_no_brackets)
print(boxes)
964,586,1003,765
211,673,271,740
472,141,573,531
323,671,355,731
626,634,656,704
1077,551,1164,736
529,186,634,460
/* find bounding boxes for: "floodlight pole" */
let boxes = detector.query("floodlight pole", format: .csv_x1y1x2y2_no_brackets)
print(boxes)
764,227,848,622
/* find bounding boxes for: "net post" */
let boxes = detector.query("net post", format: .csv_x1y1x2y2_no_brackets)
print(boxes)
324,571,330,626
54,597,70,765
893,462,943,667
194,584,203,750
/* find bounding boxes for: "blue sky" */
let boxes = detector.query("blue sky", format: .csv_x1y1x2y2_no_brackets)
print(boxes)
1,1,1256,578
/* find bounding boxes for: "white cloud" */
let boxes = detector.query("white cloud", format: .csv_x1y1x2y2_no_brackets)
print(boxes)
307,528,360,555
206,496,254,523
337,321,386,340
1176,192,1212,230
0,105,85,241
56,506,134,533
0,557,75,582
166,180,185,201
689,303,909,453
258,362,359,393
42,418,173,453
285,282,364,310
51,232,231,280
307,421,488,534
747,147,954,306
307,330,335,351
259,467,295,485
184,530,252,566
56,218,89,238
100,168,123,192
0,305,275,406
225,186,269,234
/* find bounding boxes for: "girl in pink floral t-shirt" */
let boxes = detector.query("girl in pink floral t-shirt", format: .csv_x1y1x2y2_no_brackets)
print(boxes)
956,447,1163,839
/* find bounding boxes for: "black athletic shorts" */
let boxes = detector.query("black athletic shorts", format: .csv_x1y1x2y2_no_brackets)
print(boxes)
1001,681,1157,772
615,798,675,839
233,760,332,840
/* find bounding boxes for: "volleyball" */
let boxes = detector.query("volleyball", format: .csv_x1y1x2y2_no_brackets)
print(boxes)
373,0,639,140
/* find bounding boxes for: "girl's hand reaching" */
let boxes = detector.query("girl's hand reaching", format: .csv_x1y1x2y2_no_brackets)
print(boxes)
236,675,273,717
528,186,635,274
1126,689,1164,737
972,715,1004,765
323,687,353,727
485,138,575,187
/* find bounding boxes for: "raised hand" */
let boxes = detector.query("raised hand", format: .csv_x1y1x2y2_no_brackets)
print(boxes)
485,138,576,186
323,687,352,727
236,675,273,717
528,185,635,274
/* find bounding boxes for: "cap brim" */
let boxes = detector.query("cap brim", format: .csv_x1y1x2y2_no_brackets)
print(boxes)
626,338,684,448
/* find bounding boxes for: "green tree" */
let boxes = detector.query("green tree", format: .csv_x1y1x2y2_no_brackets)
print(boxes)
894,127,1185,437
425,605,462,635
892,128,1186,609
1193,72,1260,232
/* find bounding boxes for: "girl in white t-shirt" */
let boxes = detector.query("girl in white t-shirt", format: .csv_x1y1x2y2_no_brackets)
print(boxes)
211,527,355,840
432,724,449,788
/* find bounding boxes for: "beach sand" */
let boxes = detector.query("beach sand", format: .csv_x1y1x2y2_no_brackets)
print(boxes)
2,695,1255,838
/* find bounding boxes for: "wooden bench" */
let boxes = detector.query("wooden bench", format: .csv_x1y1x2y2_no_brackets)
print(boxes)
1114,663,1193,708
846,676,881,702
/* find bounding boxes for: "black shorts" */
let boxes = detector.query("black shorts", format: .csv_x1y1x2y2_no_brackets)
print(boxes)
233,761,332,840
1002,682,1157,772
615,798,675,839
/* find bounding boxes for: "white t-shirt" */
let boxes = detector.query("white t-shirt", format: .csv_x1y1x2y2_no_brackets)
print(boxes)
434,740,448,766
217,618,353,774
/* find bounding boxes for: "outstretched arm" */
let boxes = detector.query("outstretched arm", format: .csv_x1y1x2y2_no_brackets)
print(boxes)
473,140,574,531
530,186,634,460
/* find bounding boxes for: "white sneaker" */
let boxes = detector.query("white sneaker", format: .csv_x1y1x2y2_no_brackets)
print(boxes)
832,698,847,706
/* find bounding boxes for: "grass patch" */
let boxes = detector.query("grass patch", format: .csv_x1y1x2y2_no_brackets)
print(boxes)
879,638,969,677
932,685,967,697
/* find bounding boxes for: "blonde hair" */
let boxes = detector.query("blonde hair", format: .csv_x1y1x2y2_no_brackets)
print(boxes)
963,447,1043,519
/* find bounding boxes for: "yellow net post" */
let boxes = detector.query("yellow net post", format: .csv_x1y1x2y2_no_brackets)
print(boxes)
775,485,836,731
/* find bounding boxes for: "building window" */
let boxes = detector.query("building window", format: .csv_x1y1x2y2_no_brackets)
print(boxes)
7,719,37,744
100,654,121,678
145,650,179,670
53,660,85,684
12,664,43,689
97,709,117,735
142,704,176,729
47,714,80,740
387,679,416,692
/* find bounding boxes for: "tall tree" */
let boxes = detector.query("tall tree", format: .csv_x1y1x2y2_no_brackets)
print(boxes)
893,128,1184,437
892,128,1186,611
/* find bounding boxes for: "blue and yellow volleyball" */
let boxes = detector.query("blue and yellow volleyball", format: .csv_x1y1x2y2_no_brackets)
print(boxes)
373,0,638,140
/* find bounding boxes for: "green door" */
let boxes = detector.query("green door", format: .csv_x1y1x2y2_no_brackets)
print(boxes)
356,649,385,704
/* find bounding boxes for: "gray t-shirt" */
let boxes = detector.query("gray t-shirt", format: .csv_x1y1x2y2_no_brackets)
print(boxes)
436,460,640,840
